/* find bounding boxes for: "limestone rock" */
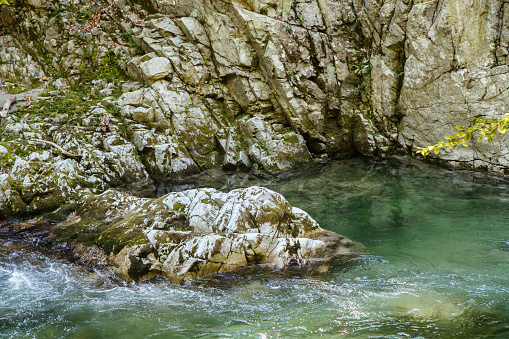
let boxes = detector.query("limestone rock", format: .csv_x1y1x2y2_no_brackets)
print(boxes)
396,0,509,173
362,0,509,173
52,187,360,284
53,78,69,90
139,57,174,84
0,36,44,85
129,125,201,179
0,145,8,156
0,125,150,219
3,0,509,180
240,116,313,172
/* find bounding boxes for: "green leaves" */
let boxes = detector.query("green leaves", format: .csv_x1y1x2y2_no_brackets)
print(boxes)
354,59,372,100
354,59,372,77
417,113,509,156
286,68,296,83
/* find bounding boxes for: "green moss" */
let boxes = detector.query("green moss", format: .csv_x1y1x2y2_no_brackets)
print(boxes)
39,84,56,97
48,195,201,255
52,222,101,247
285,240,301,255
98,51,129,83
0,193,28,219
201,198,214,205
52,211,149,255
29,192,68,214
96,219,147,254
7,85,26,94
43,202,80,221
14,34,128,122
0,152,16,171
283,133,299,144
15,90,91,120
0,141,33,157
173,202,186,213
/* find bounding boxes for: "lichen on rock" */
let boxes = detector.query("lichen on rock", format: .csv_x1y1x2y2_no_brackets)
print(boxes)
49,186,360,284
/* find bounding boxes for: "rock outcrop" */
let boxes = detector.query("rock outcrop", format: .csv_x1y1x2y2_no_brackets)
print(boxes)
4,0,508,284
0,0,381,218
34,186,359,284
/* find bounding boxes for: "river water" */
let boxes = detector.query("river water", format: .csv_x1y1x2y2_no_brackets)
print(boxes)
2,158,509,338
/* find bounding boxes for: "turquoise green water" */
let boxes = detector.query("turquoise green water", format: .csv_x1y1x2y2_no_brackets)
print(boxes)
2,158,509,338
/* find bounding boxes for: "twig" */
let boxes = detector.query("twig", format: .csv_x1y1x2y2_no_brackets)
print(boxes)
23,96,33,107
31,138,82,158
1,95,16,118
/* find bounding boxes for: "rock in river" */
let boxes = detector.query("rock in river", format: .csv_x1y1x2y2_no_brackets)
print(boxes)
49,186,360,284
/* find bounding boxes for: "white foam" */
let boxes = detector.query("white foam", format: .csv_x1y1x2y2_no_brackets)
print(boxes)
8,271,33,289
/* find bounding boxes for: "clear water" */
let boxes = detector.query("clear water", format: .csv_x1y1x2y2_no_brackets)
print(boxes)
2,158,509,338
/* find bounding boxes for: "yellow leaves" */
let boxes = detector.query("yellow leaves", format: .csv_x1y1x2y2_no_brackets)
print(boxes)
0,0,9,5
417,113,509,157
416,147,430,156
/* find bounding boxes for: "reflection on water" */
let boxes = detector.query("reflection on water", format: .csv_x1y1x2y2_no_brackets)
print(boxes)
2,158,509,338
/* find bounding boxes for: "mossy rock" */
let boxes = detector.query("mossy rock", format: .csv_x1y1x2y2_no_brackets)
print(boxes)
7,85,26,94
51,211,150,255
44,187,361,284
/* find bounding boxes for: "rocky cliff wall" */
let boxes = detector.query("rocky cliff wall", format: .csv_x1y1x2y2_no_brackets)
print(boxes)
364,0,509,173
1,0,509,216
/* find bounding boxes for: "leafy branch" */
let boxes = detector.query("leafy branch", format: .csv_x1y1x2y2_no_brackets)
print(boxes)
354,59,372,100
417,114,509,156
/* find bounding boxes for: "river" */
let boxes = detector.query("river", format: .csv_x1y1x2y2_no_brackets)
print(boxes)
1,158,509,338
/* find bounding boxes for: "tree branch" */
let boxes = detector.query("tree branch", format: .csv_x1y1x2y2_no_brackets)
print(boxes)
0,95,16,118
31,139,82,159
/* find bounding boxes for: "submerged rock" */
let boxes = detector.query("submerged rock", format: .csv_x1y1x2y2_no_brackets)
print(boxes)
49,186,359,284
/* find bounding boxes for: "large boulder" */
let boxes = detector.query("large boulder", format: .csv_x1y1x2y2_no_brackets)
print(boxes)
49,186,360,284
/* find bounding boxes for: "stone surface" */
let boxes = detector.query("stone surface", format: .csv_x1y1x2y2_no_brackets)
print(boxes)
139,57,173,83
0,36,44,85
362,0,509,173
1,0,509,220
0,120,150,218
49,186,360,284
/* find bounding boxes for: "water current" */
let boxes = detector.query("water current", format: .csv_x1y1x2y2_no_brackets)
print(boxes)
2,158,509,338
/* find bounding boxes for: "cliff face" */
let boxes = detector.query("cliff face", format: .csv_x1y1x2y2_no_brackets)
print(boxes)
141,0,509,172
0,0,509,217
392,0,509,172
